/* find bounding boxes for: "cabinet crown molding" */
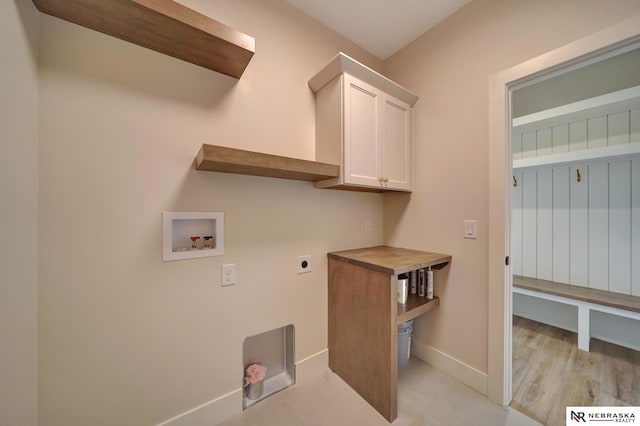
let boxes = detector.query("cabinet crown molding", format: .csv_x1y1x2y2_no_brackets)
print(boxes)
308,52,419,107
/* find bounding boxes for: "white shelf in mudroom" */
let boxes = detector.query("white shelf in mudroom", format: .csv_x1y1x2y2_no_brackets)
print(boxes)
512,85,640,134
513,142,640,170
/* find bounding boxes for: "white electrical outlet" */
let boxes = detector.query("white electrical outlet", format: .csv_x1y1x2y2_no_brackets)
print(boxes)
297,255,312,274
221,264,236,286
364,218,372,232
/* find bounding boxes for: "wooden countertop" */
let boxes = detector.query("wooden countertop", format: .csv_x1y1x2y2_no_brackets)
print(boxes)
328,246,451,275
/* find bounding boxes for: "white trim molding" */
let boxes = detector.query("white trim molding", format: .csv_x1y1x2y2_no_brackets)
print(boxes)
295,349,329,384
155,349,328,426
489,14,640,406
155,388,242,426
411,339,488,396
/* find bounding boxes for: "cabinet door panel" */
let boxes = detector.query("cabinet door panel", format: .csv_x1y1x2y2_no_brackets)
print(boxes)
382,98,410,190
344,76,380,187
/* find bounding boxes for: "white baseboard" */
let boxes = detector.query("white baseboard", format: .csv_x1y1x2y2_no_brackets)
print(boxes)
295,349,328,384
156,349,328,426
411,339,488,396
155,387,242,426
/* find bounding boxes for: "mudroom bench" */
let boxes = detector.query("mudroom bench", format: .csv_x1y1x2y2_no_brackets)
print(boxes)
513,275,640,352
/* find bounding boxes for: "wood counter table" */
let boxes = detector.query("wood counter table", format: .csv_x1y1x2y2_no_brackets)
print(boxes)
327,246,451,422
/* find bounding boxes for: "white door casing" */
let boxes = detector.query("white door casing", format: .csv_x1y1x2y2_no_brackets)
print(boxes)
488,15,640,406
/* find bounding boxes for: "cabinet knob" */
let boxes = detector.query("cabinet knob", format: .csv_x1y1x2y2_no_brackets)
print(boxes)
383,177,389,183
378,177,384,182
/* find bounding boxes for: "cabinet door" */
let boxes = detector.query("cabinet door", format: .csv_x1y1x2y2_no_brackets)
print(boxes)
382,97,411,191
343,74,383,187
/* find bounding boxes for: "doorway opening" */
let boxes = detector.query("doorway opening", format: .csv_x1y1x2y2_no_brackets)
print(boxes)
509,46,640,424
487,15,640,410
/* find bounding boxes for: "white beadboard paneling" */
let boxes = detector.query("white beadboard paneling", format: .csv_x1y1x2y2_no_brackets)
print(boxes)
608,111,630,146
512,170,523,276
588,162,609,291
537,169,553,280
631,109,640,144
552,167,570,284
537,128,552,156
609,160,631,294
588,115,607,149
552,124,569,154
522,131,536,159
570,165,588,287
633,160,640,296
512,133,523,160
570,120,587,152
522,170,537,277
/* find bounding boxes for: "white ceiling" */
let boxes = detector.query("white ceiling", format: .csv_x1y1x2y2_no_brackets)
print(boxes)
285,0,472,60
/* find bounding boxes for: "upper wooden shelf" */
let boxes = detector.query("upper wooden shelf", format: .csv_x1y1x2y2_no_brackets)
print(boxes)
32,0,255,78
328,246,451,276
195,144,340,182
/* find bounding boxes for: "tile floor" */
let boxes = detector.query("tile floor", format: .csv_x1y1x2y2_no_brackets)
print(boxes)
218,357,540,426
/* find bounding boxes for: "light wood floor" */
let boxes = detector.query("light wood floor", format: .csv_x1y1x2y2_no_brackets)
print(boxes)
511,316,640,426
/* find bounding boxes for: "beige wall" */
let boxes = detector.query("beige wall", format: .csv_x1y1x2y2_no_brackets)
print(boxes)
383,0,640,377
0,0,39,425
16,0,640,423
37,1,384,425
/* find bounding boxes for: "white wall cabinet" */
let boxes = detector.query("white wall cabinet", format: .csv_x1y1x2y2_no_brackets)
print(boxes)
309,53,418,192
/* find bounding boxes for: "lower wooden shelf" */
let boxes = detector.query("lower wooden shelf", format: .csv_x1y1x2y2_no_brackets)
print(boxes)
195,144,340,182
397,295,440,325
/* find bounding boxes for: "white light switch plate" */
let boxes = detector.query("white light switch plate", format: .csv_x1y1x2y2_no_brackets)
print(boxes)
464,220,477,239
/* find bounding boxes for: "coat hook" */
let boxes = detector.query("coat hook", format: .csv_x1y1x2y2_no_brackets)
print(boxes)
577,169,581,182
513,176,518,187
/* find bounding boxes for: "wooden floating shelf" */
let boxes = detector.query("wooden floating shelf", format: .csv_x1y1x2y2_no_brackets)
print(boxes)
397,295,440,325
32,0,255,78
195,144,340,182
